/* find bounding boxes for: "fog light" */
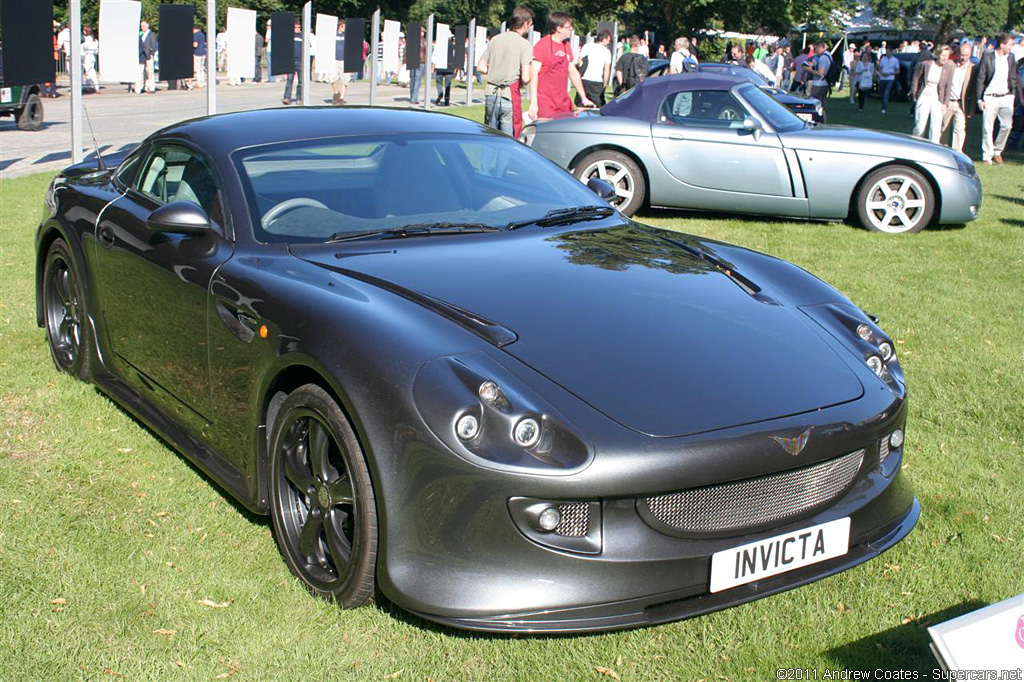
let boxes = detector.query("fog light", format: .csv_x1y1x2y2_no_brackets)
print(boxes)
455,414,479,441
890,429,904,449
857,324,872,341
537,506,561,531
866,355,884,376
513,418,541,447
878,342,893,361
478,381,501,404
969,205,977,218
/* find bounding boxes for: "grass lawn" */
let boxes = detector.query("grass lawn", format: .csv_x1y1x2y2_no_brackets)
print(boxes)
1,91,1022,679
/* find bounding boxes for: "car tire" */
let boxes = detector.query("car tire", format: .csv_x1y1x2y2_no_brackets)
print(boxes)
16,93,43,131
574,150,646,217
268,384,377,608
856,165,935,234
43,238,92,380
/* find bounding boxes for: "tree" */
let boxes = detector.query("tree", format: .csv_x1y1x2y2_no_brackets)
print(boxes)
873,0,1011,44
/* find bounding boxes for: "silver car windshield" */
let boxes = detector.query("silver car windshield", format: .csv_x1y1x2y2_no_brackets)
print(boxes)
738,84,806,133
235,133,601,243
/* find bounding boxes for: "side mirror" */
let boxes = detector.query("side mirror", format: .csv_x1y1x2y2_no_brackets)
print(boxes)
741,116,763,139
147,201,212,234
586,177,617,202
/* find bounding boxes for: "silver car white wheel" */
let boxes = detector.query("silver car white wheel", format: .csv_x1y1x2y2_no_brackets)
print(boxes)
574,150,646,217
856,166,935,234
581,159,634,206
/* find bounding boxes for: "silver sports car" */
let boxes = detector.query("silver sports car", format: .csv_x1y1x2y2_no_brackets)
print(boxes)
520,74,982,234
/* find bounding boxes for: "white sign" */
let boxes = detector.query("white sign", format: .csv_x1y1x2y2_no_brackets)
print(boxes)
98,0,142,83
570,34,580,59
930,594,1024,670
432,23,451,70
0,88,12,103
226,8,256,79
382,20,401,73
530,29,539,45
315,14,338,67
474,26,488,64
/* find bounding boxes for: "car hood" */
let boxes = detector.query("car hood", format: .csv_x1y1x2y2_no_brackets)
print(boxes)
781,125,956,167
294,223,864,437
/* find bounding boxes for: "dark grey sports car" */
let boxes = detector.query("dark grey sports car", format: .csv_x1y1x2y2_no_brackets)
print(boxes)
36,107,917,633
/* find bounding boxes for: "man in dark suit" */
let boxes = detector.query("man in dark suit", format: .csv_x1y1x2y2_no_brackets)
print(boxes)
136,20,159,93
940,41,976,153
910,46,952,143
974,33,1022,164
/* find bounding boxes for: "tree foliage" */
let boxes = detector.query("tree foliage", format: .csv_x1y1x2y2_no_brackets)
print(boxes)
873,0,1011,42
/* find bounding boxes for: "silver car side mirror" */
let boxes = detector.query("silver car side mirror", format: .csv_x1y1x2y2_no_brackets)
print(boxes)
742,116,763,140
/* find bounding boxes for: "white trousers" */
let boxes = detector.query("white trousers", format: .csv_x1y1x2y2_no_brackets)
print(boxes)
940,101,966,152
135,58,156,93
913,95,943,143
981,93,1014,161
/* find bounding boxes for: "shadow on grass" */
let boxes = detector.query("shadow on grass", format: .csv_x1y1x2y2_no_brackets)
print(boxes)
635,206,842,229
993,195,1024,208
1002,219,1024,228
825,599,988,672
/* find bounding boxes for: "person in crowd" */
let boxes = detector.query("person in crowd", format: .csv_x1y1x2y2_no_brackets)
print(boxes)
253,30,264,82
331,21,352,105
282,20,304,104
655,44,668,60
940,41,976,152
265,19,275,82
397,36,410,86
409,25,427,104
877,47,899,113
766,43,787,87
528,11,593,120
136,20,158,94
576,28,612,107
614,35,648,96
744,54,777,86
669,36,698,74
435,48,456,106
791,46,812,93
907,39,920,53
753,41,768,62
841,44,855,92
725,43,744,65
910,46,952,143
216,29,228,72
188,25,207,89
975,32,1022,164
478,7,534,136
82,25,99,94
848,48,860,104
853,49,874,112
802,42,832,115
637,38,650,57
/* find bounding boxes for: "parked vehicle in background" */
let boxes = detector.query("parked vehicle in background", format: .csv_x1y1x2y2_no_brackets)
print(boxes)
0,81,44,131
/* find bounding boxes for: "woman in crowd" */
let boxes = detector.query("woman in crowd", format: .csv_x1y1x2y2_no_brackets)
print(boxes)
853,49,874,112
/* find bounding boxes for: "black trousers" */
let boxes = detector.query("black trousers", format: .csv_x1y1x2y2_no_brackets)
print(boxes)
575,79,606,107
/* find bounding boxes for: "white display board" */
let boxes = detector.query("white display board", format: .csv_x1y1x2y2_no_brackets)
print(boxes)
474,26,488,64
382,20,401,73
315,14,338,67
570,34,580,59
929,593,1024,670
226,8,256,79
98,0,142,83
530,29,539,45
432,23,451,69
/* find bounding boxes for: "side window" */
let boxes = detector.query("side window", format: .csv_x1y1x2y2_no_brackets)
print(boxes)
661,90,748,129
114,148,145,188
136,145,224,228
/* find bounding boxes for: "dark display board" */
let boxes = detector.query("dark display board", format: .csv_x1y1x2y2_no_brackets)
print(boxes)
157,4,194,81
453,25,467,67
343,17,364,72
487,27,500,39
406,22,421,70
269,11,295,75
597,21,616,39
0,0,55,86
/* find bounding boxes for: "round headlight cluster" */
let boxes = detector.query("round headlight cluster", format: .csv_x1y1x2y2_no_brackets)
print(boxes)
857,323,873,341
455,414,479,441
866,355,884,376
454,381,544,449
513,418,541,448
478,381,501,404
878,342,894,361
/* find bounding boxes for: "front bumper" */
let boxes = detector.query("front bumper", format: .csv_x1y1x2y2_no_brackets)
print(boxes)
932,163,982,224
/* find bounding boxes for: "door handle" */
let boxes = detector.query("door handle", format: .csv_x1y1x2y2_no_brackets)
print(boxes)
215,301,257,343
667,133,684,140
98,225,115,247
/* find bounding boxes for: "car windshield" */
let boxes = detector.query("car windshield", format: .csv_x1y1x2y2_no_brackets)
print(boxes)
234,133,602,243
738,83,805,133
703,64,768,87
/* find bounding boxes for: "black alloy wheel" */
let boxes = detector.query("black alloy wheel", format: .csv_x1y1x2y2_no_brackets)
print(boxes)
268,384,377,607
16,93,43,131
43,239,91,379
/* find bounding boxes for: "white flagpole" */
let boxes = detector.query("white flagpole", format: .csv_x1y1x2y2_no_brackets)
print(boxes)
369,9,380,105
466,19,475,107
301,2,311,106
424,14,433,110
207,0,216,115
69,0,83,163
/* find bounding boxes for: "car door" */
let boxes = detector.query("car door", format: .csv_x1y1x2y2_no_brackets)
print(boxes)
93,142,235,425
650,89,794,202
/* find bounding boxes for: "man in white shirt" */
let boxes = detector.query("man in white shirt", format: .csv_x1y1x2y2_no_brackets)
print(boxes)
669,36,698,74
877,49,899,113
940,42,976,152
745,55,777,86
576,29,612,106
975,33,1022,164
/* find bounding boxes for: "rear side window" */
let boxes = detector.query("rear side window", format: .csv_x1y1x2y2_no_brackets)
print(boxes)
660,90,748,128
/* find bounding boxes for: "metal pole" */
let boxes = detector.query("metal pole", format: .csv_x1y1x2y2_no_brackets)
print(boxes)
207,0,216,115
424,14,433,110
301,2,311,106
69,0,83,163
500,21,506,32
369,9,380,105
466,18,475,107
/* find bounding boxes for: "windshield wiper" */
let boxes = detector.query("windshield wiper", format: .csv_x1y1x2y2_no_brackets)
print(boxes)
327,222,500,242
506,205,616,231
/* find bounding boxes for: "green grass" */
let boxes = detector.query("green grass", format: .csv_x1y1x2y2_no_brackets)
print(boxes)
1,93,1022,679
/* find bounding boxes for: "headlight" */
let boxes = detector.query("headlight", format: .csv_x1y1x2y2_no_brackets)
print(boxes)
955,156,976,178
518,124,536,146
801,303,904,389
412,353,590,473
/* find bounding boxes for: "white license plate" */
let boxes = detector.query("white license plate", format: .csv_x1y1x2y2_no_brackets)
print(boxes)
0,88,11,104
796,112,814,121
709,517,850,593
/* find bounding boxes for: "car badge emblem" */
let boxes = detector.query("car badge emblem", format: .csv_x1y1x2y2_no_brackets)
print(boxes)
771,427,812,456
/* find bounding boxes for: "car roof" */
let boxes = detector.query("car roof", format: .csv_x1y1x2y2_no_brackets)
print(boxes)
149,106,497,158
600,73,747,122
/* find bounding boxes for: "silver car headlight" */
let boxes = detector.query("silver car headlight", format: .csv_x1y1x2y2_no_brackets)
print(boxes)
955,156,976,178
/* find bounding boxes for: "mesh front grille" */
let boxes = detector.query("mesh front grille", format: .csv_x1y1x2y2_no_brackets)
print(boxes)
644,449,865,534
879,438,890,464
555,502,590,537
